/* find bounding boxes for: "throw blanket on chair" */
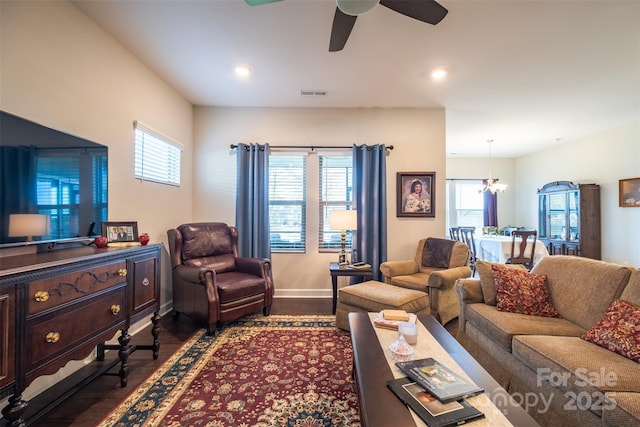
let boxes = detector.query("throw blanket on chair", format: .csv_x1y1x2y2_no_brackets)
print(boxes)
421,238,456,269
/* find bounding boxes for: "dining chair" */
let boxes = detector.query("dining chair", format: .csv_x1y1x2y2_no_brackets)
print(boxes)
449,227,462,241
458,227,477,276
505,229,538,271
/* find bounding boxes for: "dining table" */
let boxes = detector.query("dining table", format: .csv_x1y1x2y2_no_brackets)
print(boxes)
475,235,549,266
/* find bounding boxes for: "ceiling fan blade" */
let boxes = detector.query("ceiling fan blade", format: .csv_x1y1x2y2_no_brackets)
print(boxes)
329,7,358,52
244,0,283,6
380,0,448,25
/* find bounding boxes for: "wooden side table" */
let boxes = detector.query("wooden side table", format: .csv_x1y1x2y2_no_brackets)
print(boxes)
329,262,373,314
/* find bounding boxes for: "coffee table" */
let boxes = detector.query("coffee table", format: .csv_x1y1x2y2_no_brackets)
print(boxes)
348,312,539,427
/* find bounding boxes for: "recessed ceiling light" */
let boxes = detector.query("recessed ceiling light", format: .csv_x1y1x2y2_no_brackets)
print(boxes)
431,68,448,80
234,64,252,78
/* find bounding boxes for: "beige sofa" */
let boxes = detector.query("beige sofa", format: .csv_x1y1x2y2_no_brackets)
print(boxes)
380,237,471,325
455,256,640,427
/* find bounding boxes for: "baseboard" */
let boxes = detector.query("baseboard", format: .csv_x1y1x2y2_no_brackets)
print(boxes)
274,289,332,299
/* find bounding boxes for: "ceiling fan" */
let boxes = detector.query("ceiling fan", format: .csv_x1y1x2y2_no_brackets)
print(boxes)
245,0,448,52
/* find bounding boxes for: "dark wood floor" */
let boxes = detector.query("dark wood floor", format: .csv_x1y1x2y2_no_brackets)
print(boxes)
21,298,456,426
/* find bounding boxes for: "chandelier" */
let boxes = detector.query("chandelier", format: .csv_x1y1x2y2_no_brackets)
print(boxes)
481,140,508,193
482,178,508,194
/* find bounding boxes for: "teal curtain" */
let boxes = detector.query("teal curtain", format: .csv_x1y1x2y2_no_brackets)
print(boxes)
352,144,387,281
235,143,271,259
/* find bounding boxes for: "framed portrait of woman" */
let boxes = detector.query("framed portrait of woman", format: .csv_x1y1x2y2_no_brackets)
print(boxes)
397,172,435,217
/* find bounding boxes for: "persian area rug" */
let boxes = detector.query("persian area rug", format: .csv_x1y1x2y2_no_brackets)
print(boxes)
96,315,361,427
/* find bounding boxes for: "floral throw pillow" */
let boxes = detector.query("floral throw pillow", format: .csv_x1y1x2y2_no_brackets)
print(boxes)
492,265,561,318
476,261,528,306
582,299,640,363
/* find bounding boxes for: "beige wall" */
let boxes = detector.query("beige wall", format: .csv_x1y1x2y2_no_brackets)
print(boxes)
1,0,194,309
1,0,193,402
194,107,447,297
446,157,519,228
515,123,640,266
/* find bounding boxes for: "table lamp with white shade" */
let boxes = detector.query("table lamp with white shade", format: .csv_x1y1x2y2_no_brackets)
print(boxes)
8,214,49,242
329,209,357,266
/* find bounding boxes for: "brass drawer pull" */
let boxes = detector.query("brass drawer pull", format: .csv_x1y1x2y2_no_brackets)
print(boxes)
46,332,60,343
142,278,150,286
34,291,50,302
111,304,121,315
117,268,127,277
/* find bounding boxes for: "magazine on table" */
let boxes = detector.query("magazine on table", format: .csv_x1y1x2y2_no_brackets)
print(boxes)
396,358,484,403
387,377,484,427
346,262,371,270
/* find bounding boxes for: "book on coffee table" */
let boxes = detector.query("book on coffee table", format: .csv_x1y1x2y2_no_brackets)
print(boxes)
396,358,484,403
373,311,417,330
387,377,484,427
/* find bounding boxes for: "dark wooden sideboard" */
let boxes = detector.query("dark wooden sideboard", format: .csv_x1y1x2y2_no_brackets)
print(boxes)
0,243,162,426
538,181,601,259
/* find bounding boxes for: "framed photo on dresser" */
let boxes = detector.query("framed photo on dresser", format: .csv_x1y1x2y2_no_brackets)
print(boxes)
102,221,139,243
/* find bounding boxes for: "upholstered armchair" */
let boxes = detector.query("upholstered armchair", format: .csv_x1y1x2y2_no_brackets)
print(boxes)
379,237,472,325
167,222,273,334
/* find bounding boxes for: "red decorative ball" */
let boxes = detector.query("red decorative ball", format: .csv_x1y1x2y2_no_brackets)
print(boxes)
94,236,108,248
138,234,150,246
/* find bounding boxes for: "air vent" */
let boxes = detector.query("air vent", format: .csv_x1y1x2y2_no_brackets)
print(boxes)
300,90,327,98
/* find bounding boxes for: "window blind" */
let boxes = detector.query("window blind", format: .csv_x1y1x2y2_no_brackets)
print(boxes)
318,154,353,250
268,155,306,251
134,121,182,186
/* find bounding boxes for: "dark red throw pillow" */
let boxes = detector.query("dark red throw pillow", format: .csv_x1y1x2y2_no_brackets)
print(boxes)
582,299,640,363
492,265,561,318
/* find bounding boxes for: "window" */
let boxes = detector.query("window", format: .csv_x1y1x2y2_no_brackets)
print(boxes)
267,151,352,253
134,121,182,186
445,179,484,234
269,155,306,251
318,155,353,250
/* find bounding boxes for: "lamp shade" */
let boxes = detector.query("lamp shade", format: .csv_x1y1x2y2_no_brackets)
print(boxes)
336,0,379,16
329,210,358,231
8,214,49,241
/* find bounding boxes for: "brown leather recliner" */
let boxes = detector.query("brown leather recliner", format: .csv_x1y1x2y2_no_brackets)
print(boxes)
167,222,273,334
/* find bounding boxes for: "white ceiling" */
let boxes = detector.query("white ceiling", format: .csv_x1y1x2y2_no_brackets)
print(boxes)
72,0,640,157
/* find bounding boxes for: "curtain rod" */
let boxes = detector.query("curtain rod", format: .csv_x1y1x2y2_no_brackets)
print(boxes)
230,144,393,151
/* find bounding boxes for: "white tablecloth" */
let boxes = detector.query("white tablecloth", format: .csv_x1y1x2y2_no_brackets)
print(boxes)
476,236,549,265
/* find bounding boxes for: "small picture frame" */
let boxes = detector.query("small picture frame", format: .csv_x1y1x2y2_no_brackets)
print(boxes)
102,221,139,243
397,172,436,217
619,177,640,207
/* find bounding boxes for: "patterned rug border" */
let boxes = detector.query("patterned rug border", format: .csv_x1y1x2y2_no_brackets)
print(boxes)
95,315,342,427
